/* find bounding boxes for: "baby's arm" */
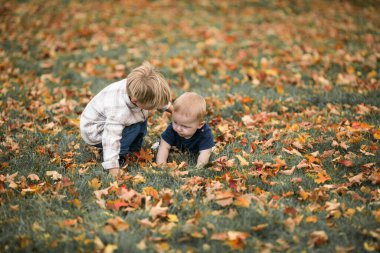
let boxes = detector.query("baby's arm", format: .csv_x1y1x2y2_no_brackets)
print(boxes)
156,138,171,165
197,148,213,167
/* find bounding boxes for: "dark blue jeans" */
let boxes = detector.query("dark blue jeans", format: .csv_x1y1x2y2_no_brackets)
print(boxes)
94,120,147,157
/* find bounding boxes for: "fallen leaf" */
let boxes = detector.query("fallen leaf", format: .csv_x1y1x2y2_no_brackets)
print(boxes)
149,201,168,220
308,230,329,247
46,171,62,180
27,174,40,181
279,166,296,175
306,216,318,223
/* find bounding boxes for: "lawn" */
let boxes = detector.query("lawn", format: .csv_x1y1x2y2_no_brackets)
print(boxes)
0,0,379,252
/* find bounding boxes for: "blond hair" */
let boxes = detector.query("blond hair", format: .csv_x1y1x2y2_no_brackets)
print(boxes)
127,62,171,109
173,92,206,122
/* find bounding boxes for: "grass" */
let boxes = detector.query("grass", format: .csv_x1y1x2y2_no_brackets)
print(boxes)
1,0,379,252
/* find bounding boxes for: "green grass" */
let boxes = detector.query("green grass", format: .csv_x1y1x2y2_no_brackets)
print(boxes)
1,0,379,252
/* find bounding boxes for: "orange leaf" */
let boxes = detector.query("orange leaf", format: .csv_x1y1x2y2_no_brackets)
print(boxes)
315,170,331,184
251,223,268,231
306,216,318,223
339,160,354,167
234,195,251,208
106,199,129,211
143,186,159,200
374,128,380,140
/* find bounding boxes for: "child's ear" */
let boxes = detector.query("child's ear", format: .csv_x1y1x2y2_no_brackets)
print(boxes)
198,121,205,129
130,97,138,104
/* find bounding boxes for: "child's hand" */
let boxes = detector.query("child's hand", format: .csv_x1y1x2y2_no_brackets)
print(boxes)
109,168,121,178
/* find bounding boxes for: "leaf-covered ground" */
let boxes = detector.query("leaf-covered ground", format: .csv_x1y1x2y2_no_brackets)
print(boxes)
0,0,379,252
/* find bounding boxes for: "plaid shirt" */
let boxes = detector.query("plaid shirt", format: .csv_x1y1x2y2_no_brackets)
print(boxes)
80,79,148,169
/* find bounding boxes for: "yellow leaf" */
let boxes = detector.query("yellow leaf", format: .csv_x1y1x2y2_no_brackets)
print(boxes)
133,174,146,184
374,128,380,140
235,155,249,166
70,199,81,209
364,241,377,252
104,244,118,253
167,214,179,223
88,178,101,190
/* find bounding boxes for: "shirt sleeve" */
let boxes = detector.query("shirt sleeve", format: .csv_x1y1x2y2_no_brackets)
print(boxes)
198,126,215,151
161,123,175,146
101,115,124,169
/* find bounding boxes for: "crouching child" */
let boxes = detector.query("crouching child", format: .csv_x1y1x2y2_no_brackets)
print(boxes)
156,92,214,167
80,62,172,177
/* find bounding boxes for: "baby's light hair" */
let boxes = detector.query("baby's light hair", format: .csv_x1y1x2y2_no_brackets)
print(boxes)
173,92,206,122
127,62,171,109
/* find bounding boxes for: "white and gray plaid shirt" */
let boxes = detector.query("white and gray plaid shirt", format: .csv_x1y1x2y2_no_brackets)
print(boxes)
80,79,149,169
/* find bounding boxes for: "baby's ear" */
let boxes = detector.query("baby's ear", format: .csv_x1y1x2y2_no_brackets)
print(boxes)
198,121,205,129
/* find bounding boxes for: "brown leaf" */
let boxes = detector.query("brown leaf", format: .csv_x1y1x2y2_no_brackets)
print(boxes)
339,160,354,167
251,223,268,231
308,230,329,247
149,200,168,220
105,216,129,232
279,166,296,176
348,173,364,184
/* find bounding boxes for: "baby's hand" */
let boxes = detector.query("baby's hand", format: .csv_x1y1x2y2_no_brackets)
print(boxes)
109,168,121,178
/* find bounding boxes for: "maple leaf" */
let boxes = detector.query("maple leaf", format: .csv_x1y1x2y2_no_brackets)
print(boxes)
308,230,329,247
214,190,234,207
306,216,318,223
105,216,129,232
143,186,159,200
348,173,364,184
213,156,235,171
149,200,168,220
46,171,62,180
251,223,268,231
138,218,158,228
234,195,251,208
235,155,249,166
368,170,380,184
106,199,129,211
374,128,380,140
132,174,146,184
88,178,102,190
279,166,296,176
315,170,331,184
27,174,40,181
103,244,118,253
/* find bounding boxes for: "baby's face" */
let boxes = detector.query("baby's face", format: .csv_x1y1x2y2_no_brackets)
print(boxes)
172,113,203,139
